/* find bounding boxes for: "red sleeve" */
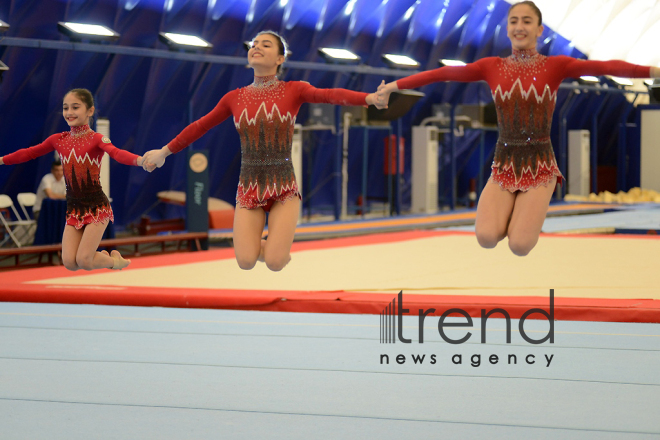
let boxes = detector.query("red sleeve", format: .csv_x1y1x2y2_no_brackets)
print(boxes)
2,134,58,165
396,58,491,90
557,57,651,79
295,82,368,106
95,134,139,166
167,91,235,154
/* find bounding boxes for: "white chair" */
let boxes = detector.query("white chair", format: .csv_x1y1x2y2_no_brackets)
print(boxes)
0,194,35,247
17,192,37,220
16,192,38,243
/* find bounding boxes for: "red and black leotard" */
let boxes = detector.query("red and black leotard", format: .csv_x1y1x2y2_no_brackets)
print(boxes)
397,49,651,192
2,125,140,228
167,75,368,210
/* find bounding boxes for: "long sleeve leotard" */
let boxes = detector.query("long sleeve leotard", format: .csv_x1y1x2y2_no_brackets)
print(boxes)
167,75,368,209
2,124,139,228
397,49,651,192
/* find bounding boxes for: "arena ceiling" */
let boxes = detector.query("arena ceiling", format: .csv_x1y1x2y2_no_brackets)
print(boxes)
505,0,660,66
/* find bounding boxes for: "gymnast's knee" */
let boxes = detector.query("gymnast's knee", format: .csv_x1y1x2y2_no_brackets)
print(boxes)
62,256,79,271
236,255,257,270
265,254,290,272
475,228,503,249
507,236,536,257
75,253,95,271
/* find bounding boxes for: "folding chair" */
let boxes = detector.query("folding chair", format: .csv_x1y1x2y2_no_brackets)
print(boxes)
16,192,38,243
17,192,37,220
0,194,34,247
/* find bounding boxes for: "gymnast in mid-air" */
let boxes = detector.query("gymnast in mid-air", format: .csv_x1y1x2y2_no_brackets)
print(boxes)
1,88,155,270
376,0,659,256
143,31,384,271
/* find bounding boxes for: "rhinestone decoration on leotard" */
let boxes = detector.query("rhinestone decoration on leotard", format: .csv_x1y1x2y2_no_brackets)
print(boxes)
237,75,286,106
232,76,297,208
165,80,369,209
500,48,546,81
396,50,652,192
234,99,298,208
58,125,113,227
490,48,561,192
3,124,140,229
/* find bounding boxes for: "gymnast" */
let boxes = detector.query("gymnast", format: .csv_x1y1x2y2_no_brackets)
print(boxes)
142,31,384,271
1,89,155,270
376,1,659,256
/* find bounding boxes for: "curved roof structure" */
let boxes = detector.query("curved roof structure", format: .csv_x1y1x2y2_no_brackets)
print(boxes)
506,0,660,65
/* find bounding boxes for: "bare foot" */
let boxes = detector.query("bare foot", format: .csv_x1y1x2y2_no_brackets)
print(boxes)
101,250,109,256
110,250,131,270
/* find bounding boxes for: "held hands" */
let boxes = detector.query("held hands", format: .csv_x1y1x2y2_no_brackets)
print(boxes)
138,156,157,172
375,80,398,109
141,146,171,172
366,81,396,110
365,93,380,108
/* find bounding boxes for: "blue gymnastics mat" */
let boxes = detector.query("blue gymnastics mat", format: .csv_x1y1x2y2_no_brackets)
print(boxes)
0,302,658,439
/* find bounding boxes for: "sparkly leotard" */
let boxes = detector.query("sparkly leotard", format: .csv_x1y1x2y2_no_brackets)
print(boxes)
2,125,139,228
397,49,651,192
167,76,368,210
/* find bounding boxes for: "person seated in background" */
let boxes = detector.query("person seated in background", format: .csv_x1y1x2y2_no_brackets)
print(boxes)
33,160,66,220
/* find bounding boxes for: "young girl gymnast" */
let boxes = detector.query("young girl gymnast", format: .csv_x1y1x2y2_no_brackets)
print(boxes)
142,31,384,271
1,88,155,270
376,1,659,256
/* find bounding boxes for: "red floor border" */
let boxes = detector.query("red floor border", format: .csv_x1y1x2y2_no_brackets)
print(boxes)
2,230,658,323
1,284,658,323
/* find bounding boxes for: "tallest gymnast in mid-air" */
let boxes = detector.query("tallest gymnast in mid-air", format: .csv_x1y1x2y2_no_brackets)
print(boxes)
377,0,659,256
143,31,382,271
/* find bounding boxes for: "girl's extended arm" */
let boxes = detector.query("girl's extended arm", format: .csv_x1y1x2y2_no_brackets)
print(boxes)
377,60,489,108
296,82,373,106
560,57,652,79
142,91,234,169
1,135,58,165
96,134,143,167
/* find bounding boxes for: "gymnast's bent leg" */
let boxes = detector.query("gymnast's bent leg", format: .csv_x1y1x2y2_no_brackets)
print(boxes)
233,204,267,270
261,197,300,272
475,179,516,249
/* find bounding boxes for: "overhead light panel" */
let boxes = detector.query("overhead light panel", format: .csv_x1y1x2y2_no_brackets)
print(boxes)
439,59,466,67
608,76,633,87
382,54,420,69
644,79,654,86
580,76,599,83
344,0,357,16
0,20,9,33
318,48,361,63
159,32,212,49
57,22,120,41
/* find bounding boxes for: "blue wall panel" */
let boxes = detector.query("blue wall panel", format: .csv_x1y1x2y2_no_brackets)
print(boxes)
2,0,637,230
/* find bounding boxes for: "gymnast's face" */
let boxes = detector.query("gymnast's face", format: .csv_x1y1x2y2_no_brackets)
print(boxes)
62,93,94,127
507,4,544,51
248,34,285,74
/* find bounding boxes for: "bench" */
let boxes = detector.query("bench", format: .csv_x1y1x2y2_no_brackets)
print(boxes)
0,231,209,269
97,232,208,256
0,243,63,267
